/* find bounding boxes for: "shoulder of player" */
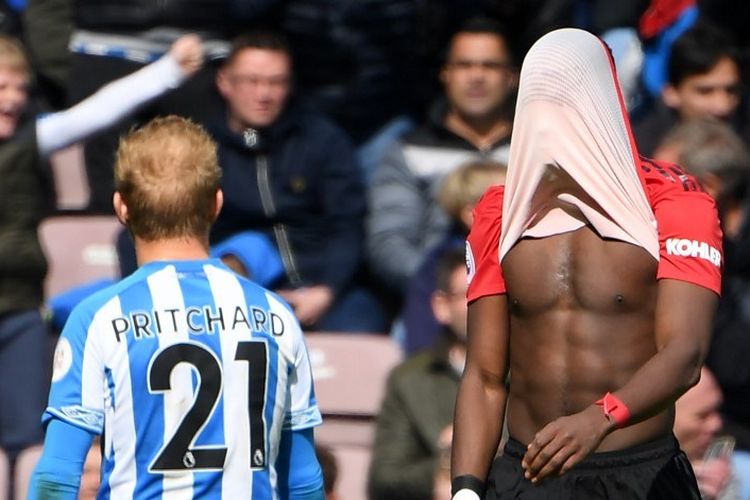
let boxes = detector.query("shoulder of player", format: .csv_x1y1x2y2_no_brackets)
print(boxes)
637,156,703,198
249,285,291,314
230,269,272,298
209,265,279,307
637,157,717,210
475,184,504,212
472,184,504,227
202,267,305,342
256,288,307,342
65,275,143,328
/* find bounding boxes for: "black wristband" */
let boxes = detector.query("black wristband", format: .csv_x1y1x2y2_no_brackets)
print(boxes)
451,474,486,497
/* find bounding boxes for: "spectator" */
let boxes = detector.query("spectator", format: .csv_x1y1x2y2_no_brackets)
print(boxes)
66,0,275,212
633,22,748,156
674,367,740,500
401,159,506,355
209,31,382,333
637,0,698,100
0,34,203,500
366,16,517,296
655,119,750,499
368,248,467,500
653,118,748,236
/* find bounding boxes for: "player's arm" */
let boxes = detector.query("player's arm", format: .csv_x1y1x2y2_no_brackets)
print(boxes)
451,294,510,500
276,428,324,500
28,419,96,499
268,295,324,499
612,279,717,415
33,301,107,497
451,186,509,499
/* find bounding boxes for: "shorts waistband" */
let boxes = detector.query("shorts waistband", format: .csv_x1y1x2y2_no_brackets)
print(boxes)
503,434,680,470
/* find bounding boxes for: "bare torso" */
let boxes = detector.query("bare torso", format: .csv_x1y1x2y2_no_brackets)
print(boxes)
502,225,673,450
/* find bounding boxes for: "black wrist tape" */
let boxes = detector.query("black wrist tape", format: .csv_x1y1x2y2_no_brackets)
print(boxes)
451,474,485,497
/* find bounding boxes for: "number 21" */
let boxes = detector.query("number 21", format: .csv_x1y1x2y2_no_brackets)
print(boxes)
147,341,268,472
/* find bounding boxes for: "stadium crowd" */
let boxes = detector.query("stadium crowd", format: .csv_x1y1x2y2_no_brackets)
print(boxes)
2,0,750,498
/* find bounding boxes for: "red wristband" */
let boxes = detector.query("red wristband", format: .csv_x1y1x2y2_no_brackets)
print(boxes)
595,392,630,427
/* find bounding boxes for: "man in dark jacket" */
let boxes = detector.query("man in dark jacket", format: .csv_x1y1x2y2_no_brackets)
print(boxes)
67,0,278,212
366,16,517,296
210,31,383,333
368,248,467,500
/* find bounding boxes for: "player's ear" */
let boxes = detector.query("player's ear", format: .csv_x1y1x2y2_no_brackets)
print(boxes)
213,189,224,220
113,192,128,225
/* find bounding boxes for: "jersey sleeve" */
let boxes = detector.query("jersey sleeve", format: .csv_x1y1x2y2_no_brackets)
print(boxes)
43,303,106,434
466,185,507,303
654,188,723,295
275,428,325,500
286,331,323,431
28,419,95,500
266,293,323,431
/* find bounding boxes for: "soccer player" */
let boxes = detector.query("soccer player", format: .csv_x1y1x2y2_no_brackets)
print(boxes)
0,33,202,497
29,116,325,499
451,29,722,499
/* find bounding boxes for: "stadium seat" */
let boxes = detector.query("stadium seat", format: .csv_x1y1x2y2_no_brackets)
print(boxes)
306,333,402,500
49,143,90,211
306,332,402,417
0,448,8,500
38,215,121,299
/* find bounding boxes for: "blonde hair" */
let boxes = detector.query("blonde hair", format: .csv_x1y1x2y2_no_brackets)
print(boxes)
0,35,29,75
115,116,221,241
438,160,507,220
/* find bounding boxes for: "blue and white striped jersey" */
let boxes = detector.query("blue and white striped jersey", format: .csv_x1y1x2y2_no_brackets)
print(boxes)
44,259,322,499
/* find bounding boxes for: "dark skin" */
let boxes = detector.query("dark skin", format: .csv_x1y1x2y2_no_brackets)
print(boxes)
451,224,718,486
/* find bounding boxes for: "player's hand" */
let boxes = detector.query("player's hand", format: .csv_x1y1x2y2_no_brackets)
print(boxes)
522,404,614,483
168,34,204,77
695,457,732,500
277,285,334,327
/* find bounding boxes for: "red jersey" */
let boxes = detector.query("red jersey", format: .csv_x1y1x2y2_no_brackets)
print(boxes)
466,158,723,303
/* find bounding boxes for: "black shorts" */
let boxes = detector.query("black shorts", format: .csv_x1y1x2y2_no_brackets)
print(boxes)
486,435,701,500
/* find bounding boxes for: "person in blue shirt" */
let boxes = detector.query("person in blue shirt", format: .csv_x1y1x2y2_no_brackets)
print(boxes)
29,115,324,499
